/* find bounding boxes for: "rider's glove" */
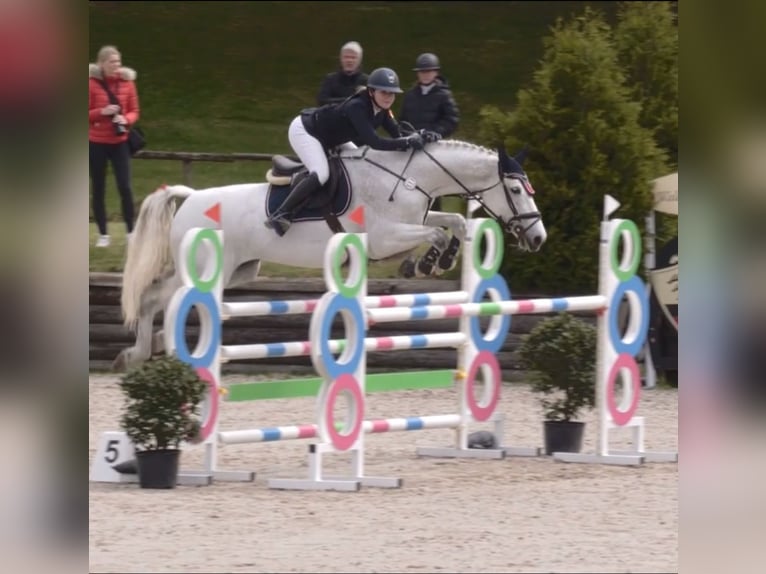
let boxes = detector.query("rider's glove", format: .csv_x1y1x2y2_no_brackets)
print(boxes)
420,130,442,143
405,132,424,150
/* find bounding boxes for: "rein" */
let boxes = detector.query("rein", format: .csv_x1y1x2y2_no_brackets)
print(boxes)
358,146,542,235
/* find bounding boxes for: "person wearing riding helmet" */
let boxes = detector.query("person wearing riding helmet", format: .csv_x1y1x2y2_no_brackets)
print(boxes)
265,67,427,236
399,52,460,211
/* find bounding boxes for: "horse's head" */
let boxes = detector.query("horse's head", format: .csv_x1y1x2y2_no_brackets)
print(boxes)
485,146,547,252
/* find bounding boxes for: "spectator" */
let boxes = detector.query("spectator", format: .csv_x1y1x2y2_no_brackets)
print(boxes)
317,41,368,106
399,52,460,210
265,67,429,237
88,45,140,247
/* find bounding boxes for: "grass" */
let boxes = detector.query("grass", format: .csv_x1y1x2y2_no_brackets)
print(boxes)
89,1,619,275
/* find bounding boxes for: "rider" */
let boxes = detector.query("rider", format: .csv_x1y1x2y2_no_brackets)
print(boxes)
265,67,433,236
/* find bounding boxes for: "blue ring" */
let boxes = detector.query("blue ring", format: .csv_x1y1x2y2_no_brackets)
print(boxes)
173,289,221,368
318,294,365,379
608,275,649,356
470,274,511,353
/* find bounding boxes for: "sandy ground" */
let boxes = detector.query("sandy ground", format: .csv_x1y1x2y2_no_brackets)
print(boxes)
89,374,678,573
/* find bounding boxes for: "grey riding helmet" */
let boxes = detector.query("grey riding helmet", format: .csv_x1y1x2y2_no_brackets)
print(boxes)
413,53,440,71
367,67,403,93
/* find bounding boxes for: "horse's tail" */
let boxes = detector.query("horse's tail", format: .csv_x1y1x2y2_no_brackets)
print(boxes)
121,185,195,330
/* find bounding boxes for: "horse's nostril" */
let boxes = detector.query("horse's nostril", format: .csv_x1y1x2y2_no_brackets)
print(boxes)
533,235,542,247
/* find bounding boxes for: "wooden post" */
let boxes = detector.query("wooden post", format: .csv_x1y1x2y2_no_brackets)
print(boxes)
182,159,193,185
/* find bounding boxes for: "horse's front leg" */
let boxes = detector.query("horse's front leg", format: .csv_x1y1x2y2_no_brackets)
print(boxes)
367,222,450,279
423,211,467,274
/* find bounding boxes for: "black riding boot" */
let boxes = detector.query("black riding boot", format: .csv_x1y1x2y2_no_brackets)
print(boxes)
264,172,321,236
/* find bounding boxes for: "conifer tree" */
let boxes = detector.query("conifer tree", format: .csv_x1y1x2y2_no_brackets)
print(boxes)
495,7,666,293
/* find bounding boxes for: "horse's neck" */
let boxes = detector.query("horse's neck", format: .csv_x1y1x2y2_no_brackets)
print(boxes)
345,141,499,199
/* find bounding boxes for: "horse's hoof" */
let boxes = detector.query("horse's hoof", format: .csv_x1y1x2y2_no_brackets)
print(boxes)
416,258,435,277
398,257,416,278
437,254,455,272
151,331,165,354
111,351,127,372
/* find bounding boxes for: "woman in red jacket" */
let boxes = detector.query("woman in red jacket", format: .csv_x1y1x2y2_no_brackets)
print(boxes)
88,45,140,247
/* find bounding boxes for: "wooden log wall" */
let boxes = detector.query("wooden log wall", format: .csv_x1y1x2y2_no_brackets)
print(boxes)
90,273,598,381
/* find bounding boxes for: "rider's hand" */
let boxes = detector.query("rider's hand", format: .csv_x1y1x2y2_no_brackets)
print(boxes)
422,130,442,143
405,132,424,150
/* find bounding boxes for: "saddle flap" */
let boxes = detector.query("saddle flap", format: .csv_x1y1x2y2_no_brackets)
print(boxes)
265,158,352,223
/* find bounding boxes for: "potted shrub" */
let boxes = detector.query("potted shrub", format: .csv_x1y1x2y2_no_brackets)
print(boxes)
119,354,208,488
518,313,597,455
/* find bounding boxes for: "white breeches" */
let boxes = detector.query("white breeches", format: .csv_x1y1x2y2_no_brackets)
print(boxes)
288,116,358,184
288,116,330,184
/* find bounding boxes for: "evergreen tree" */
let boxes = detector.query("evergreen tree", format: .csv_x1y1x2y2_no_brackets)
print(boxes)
489,7,666,293
613,1,678,167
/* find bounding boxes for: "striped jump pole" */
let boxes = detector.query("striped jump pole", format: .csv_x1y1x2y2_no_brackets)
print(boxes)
219,332,467,362
221,291,469,318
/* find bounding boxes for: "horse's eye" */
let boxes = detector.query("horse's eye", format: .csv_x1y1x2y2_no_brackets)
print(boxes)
511,186,522,194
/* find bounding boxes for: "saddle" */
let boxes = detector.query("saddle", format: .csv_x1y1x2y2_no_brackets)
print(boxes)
265,155,352,233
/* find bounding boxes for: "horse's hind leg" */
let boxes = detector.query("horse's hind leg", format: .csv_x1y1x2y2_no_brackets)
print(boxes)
112,274,180,371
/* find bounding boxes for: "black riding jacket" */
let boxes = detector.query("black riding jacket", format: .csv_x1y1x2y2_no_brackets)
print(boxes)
399,76,460,138
301,90,408,151
317,69,369,106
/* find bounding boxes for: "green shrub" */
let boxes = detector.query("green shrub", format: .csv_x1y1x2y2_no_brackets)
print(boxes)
119,355,208,451
518,314,597,421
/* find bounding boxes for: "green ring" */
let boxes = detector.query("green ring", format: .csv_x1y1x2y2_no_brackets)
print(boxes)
187,228,223,293
472,219,503,279
610,220,641,281
331,234,367,298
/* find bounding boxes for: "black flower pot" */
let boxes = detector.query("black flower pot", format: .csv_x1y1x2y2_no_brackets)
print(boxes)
543,420,585,455
136,449,181,489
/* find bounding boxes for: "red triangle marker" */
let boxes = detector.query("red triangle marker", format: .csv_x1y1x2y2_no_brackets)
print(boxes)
349,205,365,226
204,202,221,224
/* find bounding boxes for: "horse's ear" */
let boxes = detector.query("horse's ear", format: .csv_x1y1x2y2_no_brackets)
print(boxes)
497,145,513,173
513,146,530,165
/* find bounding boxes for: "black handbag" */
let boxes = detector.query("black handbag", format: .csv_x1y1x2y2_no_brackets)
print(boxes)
96,78,146,155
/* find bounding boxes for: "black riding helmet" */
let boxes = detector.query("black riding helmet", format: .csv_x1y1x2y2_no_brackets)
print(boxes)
367,67,403,93
413,53,440,71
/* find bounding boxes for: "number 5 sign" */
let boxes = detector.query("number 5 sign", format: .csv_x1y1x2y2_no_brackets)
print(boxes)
89,431,137,483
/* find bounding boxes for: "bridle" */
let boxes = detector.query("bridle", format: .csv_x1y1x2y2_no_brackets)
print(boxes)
360,146,542,242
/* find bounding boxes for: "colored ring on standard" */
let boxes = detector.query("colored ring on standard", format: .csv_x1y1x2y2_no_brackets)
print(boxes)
330,234,367,298
470,275,511,353
195,367,219,441
606,353,641,426
465,351,501,422
608,275,649,356
186,228,223,293
173,289,221,368
324,373,364,451
472,219,503,279
317,295,365,380
610,220,641,281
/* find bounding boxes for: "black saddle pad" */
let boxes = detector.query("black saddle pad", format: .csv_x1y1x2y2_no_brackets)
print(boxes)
265,159,352,222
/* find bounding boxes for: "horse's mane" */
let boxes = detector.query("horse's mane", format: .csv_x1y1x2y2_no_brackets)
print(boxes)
437,139,498,158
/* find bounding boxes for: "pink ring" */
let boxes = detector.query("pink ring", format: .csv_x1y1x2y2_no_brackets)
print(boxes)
466,351,501,422
324,374,364,451
195,367,219,440
606,354,641,426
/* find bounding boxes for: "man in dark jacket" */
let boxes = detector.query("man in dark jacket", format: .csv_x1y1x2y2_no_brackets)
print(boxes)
317,41,368,106
399,52,460,210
